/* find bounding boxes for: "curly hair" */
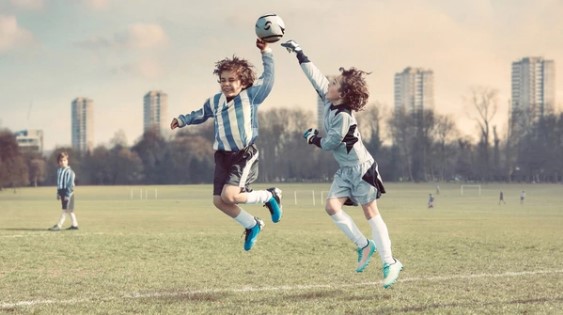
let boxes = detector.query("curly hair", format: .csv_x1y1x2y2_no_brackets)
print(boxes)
338,67,370,111
213,56,256,88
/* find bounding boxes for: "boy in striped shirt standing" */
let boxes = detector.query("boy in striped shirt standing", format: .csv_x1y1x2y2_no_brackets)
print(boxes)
48,152,79,231
170,39,282,251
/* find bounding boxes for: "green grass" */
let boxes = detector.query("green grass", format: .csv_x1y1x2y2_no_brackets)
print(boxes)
1,183,563,314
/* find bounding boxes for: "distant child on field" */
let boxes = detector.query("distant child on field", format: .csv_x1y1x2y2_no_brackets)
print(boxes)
428,193,435,208
520,190,526,204
48,152,79,231
498,190,506,205
170,39,282,251
281,39,402,288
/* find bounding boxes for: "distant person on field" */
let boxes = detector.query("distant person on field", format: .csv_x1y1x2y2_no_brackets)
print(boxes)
520,190,526,204
436,184,440,195
498,191,506,205
48,152,79,231
170,39,282,251
282,39,402,289
428,193,435,208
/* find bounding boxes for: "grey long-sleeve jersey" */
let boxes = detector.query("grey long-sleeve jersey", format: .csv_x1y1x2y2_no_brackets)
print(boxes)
296,51,374,168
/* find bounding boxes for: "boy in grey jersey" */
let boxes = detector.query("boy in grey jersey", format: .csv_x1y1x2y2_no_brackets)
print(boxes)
282,40,402,288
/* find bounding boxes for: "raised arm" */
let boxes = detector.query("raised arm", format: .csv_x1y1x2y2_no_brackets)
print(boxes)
248,39,275,105
282,40,329,101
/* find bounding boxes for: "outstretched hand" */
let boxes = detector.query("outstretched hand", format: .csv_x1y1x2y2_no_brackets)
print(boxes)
170,118,179,130
256,38,268,52
281,40,302,53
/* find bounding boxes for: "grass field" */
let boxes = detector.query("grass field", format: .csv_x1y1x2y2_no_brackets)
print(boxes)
1,183,563,314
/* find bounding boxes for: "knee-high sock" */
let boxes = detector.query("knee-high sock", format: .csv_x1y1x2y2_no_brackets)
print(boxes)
234,208,257,229
368,214,394,264
331,210,368,248
245,190,273,204
56,211,67,227
69,212,78,227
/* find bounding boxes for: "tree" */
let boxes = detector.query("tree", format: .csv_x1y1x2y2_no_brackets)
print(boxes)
0,130,29,189
466,86,499,181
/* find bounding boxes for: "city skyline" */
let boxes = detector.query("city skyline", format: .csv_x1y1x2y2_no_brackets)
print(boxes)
1,0,562,151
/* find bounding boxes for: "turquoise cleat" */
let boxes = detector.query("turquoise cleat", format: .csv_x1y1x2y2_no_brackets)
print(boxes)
383,259,403,288
264,187,283,223
356,239,377,272
243,218,264,251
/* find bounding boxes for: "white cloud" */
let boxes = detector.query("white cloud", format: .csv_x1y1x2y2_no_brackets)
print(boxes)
113,59,163,79
0,15,35,53
118,23,168,49
9,0,43,10
76,23,167,50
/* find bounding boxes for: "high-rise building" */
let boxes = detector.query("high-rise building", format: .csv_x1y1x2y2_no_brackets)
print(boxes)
143,90,168,134
15,129,44,154
394,67,434,113
511,57,555,131
71,97,94,152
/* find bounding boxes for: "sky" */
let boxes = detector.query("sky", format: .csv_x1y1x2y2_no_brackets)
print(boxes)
1,0,562,151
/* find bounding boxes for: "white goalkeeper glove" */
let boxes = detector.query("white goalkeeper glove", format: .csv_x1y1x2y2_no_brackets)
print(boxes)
281,40,302,53
303,128,319,144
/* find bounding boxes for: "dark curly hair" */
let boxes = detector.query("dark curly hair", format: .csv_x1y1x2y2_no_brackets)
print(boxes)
213,56,256,88
338,67,370,111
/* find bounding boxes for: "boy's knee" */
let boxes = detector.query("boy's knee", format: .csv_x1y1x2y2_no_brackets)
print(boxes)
220,192,237,205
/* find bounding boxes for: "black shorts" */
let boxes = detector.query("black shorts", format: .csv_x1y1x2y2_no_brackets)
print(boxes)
57,190,75,211
213,144,259,196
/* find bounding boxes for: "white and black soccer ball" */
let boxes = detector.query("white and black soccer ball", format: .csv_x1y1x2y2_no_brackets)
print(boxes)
255,14,285,43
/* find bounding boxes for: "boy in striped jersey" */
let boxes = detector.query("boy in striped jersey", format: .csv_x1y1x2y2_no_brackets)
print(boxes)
282,40,402,288
48,152,78,231
170,39,282,251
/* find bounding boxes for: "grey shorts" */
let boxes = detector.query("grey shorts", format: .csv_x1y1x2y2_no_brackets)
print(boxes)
327,159,381,206
58,191,75,211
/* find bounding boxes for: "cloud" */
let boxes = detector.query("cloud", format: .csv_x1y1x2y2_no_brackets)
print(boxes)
117,23,168,49
76,23,167,50
9,0,43,10
82,0,110,10
0,15,35,53
112,59,163,79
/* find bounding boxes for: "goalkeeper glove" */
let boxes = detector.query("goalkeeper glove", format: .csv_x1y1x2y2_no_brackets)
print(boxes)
281,40,302,53
303,128,319,144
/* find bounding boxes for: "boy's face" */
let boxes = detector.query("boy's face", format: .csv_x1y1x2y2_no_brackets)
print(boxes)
219,70,244,99
327,75,343,104
58,157,68,168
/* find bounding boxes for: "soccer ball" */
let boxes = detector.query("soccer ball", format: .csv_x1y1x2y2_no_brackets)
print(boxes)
255,14,285,43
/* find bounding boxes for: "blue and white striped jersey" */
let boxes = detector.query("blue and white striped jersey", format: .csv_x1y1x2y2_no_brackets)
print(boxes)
176,51,274,152
298,52,374,168
57,166,75,197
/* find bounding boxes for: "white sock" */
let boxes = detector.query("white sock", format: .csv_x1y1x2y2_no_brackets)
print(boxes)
368,214,394,264
234,209,257,229
331,210,368,248
245,190,273,204
69,212,78,227
57,211,67,227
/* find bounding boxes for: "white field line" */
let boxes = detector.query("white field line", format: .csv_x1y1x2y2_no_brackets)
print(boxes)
2,269,563,309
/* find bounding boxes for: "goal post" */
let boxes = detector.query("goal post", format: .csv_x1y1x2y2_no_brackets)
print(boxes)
460,184,482,195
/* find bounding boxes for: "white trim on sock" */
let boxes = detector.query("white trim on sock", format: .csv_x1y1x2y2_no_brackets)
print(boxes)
331,210,368,248
368,214,394,264
234,209,257,229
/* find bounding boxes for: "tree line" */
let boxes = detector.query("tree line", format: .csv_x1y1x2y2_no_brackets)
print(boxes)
1,96,562,189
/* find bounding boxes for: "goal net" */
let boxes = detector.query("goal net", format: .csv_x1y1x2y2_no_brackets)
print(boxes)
460,185,482,195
